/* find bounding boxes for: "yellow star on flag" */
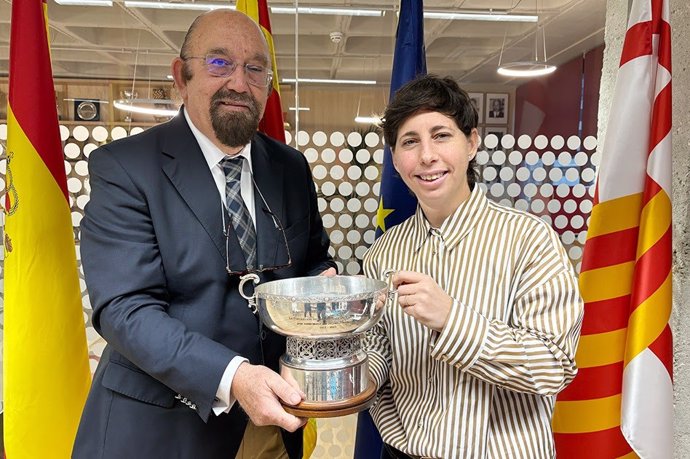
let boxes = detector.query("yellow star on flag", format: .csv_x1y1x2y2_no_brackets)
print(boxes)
376,199,395,233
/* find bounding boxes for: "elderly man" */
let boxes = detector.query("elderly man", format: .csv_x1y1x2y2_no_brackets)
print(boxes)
73,9,335,459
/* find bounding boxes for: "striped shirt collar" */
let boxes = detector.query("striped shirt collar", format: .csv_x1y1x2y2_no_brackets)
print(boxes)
411,185,488,252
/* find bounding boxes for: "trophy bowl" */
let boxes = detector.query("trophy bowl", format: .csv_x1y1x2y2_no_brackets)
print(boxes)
240,273,394,418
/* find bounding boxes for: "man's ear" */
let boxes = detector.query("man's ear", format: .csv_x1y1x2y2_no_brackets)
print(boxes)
171,57,188,100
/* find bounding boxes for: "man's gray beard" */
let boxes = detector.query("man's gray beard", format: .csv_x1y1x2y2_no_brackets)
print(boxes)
210,90,261,148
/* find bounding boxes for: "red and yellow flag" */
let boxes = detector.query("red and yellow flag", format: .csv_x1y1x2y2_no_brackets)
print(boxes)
3,0,91,456
553,0,673,457
236,0,286,143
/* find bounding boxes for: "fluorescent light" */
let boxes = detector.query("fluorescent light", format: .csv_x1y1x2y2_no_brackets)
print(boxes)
270,6,382,17
355,116,382,125
124,1,233,11
424,11,538,22
282,78,377,85
497,62,557,77
63,98,109,103
166,75,174,80
289,107,310,111
55,0,112,6
114,99,179,117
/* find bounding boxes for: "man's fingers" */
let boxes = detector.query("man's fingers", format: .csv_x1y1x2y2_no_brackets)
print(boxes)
319,267,337,277
281,369,307,398
277,412,307,432
270,375,304,406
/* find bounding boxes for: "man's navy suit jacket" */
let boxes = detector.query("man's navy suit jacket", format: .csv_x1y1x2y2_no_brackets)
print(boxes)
73,112,335,458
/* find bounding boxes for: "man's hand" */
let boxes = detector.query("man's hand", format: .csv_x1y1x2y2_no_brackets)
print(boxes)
319,267,337,277
231,362,307,432
393,271,453,332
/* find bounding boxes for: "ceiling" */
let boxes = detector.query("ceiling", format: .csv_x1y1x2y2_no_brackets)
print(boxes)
0,0,606,86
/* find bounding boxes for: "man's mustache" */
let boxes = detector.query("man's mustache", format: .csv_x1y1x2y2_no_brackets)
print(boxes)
211,89,258,113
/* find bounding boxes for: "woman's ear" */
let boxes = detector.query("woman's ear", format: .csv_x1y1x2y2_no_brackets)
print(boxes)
468,128,479,161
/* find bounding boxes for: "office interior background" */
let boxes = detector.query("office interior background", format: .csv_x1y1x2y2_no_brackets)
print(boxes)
0,0,688,457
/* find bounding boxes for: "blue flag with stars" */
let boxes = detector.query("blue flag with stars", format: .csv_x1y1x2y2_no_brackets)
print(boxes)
374,0,427,238
355,1,426,458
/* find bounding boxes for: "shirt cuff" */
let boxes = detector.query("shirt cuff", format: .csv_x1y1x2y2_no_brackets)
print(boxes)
212,356,248,416
429,299,489,369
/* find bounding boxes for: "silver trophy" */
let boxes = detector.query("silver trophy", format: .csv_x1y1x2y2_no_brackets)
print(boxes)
239,272,394,417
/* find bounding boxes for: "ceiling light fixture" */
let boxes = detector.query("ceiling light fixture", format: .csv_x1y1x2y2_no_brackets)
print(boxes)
124,1,232,11
63,98,109,103
282,78,377,85
114,99,179,117
270,6,383,17
497,62,556,77
355,116,382,125
424,11,538,22
55,0,112,6
496,0,556,78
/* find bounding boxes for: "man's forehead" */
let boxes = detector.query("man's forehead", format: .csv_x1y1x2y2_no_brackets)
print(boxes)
189,21,269,57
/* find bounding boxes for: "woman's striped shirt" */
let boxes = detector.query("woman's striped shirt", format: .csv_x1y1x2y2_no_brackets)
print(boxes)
363,186,583,459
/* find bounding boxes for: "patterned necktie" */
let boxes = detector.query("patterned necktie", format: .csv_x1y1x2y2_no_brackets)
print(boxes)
220,156,257,271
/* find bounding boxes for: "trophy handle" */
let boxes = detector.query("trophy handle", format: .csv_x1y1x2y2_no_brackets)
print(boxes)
382,269,397,303
239,273,260,314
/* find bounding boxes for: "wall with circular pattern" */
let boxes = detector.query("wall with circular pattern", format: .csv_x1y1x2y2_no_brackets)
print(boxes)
0,124,597,458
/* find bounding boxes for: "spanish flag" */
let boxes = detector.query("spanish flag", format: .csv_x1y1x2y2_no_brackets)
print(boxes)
236,0,286,143
553,0,673,457
3,0,91,457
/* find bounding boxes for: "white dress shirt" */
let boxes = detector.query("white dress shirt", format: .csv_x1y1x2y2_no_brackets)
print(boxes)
183,108,253,415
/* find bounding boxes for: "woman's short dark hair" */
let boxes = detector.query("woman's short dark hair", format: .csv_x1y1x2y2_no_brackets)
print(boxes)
381,74,479,189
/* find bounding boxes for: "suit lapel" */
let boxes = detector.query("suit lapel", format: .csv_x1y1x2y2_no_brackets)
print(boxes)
251,135,285,271
160,113,238,267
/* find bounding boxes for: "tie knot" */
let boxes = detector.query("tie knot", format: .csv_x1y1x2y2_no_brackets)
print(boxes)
220,155,244,180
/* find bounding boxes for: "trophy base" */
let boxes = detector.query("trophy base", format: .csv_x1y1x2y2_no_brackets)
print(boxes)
283,379,377,418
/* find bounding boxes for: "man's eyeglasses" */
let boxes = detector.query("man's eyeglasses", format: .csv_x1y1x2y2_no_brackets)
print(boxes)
183,54,273,88
223,183,291,277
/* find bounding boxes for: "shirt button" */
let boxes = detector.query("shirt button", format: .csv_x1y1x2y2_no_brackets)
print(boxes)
417,421,423,428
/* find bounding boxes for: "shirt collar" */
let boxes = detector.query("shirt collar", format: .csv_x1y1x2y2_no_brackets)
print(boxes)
183,107,253,172
411,185,488,252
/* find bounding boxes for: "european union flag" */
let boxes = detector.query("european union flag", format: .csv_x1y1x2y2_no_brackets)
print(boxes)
355,1,426,458
374,0,427,239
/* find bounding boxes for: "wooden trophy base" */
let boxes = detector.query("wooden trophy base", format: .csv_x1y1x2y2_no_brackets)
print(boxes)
283,380,377,418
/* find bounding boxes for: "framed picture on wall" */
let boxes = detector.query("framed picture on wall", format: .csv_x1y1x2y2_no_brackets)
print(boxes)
485,126,507,149
486,93,508,124
468,92,484,123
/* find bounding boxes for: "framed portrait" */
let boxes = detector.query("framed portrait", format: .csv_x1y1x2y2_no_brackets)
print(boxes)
468,92,484,123
485,93,508,124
